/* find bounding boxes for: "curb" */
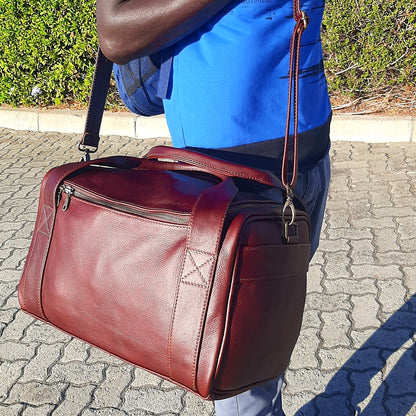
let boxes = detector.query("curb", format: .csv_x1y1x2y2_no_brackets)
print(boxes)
0,108,170,140
331,114,415,143
0,107,415,143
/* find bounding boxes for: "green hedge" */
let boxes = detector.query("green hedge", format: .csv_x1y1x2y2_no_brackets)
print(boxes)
0,0,97,107
0,0,415,107
322,0,416,96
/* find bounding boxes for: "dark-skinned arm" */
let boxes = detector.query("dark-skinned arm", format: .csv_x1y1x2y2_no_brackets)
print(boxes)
96,0,234,64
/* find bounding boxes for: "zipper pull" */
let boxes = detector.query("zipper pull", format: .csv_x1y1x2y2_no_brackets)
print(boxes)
61,185,75,212
56,185,64,207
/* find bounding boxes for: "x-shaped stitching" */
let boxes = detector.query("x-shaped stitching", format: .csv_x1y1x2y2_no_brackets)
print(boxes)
181,249,214,287
38,205,54,236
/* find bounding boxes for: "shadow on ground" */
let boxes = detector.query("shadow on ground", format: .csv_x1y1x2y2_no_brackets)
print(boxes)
295,293,416,416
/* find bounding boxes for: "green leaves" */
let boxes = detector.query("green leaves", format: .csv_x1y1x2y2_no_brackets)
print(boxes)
0,0,98,107
0,0,414,107
323,0,416,97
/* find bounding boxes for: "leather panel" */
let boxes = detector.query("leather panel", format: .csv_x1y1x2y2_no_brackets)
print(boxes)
42,196,188,377
195,215,245,399
68,167,216,213
212,219,308,392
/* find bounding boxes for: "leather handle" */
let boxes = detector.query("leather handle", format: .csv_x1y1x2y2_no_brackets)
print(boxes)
146,145,283,189
168,177,238,389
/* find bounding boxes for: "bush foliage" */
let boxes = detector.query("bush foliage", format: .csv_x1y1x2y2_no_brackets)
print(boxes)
0,0,97,107
0,0,415,107
322,0,416,97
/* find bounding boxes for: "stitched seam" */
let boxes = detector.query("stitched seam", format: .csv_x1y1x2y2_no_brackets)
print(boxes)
36,204,55,319
76,198,188,229
191,280,211,391
241,241,309,251
167,274,184,379
42,207,51,233
190,187,233,391
239,275,298,282
37,229,50,237
167,179,199,380
37,207,52,235
167,218,194,379
20,229,42,312
181,281,209,289
66,181,191,216
181,253,214,284
184,248,213,255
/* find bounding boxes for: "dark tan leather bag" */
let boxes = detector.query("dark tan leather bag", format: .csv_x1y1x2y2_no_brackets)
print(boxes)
18,1,310,400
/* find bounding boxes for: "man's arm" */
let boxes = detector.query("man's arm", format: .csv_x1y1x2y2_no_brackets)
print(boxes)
96,0,233,64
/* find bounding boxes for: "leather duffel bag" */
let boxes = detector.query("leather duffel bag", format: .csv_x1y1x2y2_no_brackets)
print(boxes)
18,0,311,400
18,145,310,400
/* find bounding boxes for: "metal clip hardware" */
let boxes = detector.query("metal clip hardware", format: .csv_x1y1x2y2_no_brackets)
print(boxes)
78,142,97,162
56,186,63,207
80,150,91,162
300,10,310,30
282,187,296,242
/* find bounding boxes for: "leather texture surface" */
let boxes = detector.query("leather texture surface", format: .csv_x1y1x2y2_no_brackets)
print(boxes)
18,146,310,399
20,0,315,399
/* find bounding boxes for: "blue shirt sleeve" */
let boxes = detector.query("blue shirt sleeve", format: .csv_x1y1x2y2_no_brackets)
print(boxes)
162,0,332,149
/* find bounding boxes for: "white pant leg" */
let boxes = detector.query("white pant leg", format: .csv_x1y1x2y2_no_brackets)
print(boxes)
214,375,285,416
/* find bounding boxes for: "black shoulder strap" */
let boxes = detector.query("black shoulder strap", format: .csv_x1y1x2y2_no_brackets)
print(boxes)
78,48,113,159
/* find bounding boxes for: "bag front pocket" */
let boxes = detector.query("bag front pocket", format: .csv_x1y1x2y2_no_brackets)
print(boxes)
42,195,189,378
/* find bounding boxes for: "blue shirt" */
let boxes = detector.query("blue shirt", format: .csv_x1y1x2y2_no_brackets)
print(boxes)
163,0,331,150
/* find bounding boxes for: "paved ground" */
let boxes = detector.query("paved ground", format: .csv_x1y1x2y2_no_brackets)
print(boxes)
0,128,415,416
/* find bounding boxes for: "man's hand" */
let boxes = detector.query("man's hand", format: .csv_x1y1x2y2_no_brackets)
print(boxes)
96,0,233,64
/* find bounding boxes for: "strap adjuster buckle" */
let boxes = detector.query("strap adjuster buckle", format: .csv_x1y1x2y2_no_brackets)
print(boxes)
78,142,98,162
300,10,310,30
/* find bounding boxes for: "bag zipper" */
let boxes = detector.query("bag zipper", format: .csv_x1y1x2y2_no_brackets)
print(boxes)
57,183,190,225
58,185,75,212
56,184,299,227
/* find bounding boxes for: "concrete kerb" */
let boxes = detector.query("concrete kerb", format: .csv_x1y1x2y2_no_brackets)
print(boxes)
331,114,415,143
0,107,415,142
0,108,170,140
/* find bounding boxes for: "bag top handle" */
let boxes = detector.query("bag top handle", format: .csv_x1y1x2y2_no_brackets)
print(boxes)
146,145,284,189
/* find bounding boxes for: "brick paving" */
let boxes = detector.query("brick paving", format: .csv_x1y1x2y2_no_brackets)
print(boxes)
0,128,415,415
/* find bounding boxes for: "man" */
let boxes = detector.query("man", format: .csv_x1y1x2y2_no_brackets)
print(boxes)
96,0,331,414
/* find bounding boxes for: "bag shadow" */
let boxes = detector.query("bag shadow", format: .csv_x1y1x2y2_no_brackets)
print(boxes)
294,293,416,416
